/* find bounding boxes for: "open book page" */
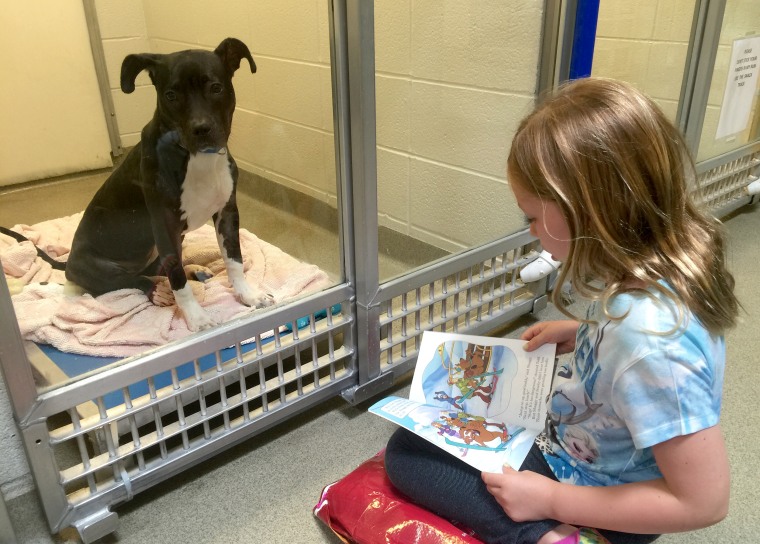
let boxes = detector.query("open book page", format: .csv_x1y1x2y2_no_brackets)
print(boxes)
410,331,555,430
370,395,540,473
369,331,556,472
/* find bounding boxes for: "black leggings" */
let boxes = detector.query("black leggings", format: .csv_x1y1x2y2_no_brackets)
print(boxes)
384,428,659,544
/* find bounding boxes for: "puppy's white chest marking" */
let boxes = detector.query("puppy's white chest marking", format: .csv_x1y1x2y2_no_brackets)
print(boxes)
180,153,234,232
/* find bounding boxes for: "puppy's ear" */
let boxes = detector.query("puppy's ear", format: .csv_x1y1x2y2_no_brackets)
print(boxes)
214,38,256,75
121,53,161,93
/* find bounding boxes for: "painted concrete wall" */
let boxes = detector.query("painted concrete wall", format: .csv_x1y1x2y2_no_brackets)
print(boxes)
592,0,695,121
374,1,542,252
0,2,112,186
95,0,540,252
591,0,759,162
95,0,151,150
93,0,760,251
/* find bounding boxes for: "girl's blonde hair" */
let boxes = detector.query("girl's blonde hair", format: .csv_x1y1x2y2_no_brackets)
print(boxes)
508,78,738,334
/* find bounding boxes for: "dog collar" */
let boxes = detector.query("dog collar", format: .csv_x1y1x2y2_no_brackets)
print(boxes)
200,147,227,155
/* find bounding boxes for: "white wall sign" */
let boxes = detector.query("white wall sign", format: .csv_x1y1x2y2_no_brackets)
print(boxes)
715,35,760,140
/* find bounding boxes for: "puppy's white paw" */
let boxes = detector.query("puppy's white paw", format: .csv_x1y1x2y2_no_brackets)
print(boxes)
173,284,218,331
236,284,275,308
182,305,218,332
223,260,274,308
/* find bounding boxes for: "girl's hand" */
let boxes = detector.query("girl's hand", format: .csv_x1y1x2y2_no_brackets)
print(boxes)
482,466,557,522
521,320,579,354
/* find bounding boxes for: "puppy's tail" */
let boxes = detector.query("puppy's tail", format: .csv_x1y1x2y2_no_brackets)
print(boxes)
0,226,67,270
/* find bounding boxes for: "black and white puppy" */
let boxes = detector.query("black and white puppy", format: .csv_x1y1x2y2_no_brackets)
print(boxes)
66,38,272,331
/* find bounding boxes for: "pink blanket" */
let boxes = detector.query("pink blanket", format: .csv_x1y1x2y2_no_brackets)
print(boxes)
1,213,332,357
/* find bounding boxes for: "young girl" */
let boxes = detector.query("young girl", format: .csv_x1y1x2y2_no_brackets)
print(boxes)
384,78,739,544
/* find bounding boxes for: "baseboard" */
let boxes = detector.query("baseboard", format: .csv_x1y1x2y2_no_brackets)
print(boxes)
236,170,450,269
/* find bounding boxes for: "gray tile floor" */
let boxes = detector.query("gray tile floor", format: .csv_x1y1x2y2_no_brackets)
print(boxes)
2,172,759,543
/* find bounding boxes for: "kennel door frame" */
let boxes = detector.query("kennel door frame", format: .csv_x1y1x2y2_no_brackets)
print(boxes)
338,0,562,404
675,0,760,214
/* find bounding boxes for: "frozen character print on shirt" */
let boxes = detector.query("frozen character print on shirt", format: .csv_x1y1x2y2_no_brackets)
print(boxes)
542,315,609,483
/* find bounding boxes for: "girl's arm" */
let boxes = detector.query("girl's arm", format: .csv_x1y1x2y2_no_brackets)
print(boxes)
483,424,729,533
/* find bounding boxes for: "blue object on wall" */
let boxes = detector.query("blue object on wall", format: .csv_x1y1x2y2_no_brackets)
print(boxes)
568,0,600,80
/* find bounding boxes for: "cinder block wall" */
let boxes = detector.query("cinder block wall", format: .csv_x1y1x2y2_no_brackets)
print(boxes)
95,0,543,252
592,0,759,162
374,1,542,252
95,0,151,149
592,0,695,121
90,0,760,248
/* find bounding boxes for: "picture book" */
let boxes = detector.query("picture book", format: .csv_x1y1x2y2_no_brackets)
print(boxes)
369,331,556,473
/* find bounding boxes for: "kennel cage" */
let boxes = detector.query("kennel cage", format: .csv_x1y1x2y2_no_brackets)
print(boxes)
1,1,758,543
0,3,555,541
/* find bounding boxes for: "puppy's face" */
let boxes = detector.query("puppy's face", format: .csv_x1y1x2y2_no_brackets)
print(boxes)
151,51,236,154
121,39,255,155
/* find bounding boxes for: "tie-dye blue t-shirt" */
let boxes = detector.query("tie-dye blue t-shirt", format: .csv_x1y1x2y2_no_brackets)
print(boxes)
541,287,725,486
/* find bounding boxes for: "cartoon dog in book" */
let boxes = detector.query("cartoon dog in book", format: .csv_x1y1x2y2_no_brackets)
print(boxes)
442,413,509,448
65,38,273,331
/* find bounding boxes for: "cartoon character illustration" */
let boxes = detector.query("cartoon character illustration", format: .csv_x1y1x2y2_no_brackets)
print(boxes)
431,420,459,437
460,424,508,448
440,412,510,448
433,391,464,410
447,343,503,406
562,426,600,464
546,318,608,462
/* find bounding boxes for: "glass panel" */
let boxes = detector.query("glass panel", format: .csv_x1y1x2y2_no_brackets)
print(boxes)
696,0,760,162
591,0,697,123
374,1,544,282
0,1,341,388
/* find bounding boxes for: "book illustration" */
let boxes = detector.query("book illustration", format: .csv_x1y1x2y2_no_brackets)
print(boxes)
439,411,526,454
443,343,501,406
411,332,553,430
419,341,518,422
370,396,536,473
370,331,556,473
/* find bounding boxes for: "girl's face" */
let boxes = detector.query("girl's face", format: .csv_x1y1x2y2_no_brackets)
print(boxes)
510,180,571,262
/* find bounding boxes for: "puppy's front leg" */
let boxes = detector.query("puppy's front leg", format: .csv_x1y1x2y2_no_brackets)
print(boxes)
148,200,218,332
214,207,274,309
